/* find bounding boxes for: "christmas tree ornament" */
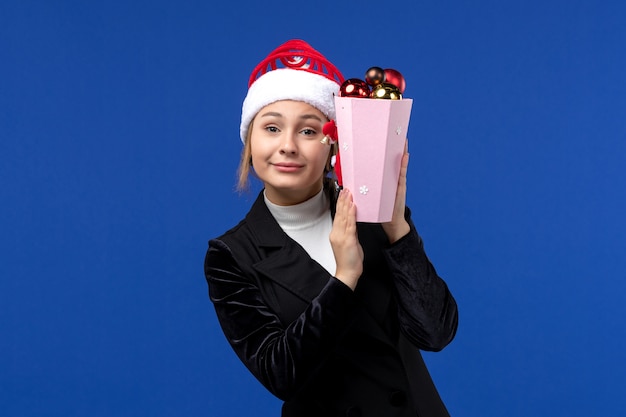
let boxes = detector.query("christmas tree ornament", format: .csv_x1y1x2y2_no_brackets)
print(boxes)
365,66,385,86
383,68,406,93
370,82,402,100
339,78,371,98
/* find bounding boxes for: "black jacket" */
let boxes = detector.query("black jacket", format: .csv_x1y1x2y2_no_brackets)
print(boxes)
205,185,458,417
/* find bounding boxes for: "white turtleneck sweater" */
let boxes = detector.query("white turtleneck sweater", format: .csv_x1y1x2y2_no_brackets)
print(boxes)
264,189,336,275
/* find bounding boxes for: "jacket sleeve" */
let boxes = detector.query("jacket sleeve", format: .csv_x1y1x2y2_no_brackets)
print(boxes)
205,238,357,401
383,215,459,352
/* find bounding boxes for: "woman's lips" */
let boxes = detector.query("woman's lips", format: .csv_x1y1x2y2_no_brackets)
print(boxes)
273,162,303,173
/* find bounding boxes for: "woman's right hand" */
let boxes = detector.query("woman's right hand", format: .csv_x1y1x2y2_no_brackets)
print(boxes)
329,189,364,290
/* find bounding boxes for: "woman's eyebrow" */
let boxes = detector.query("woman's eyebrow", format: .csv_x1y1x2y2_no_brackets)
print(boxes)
258,112,322,122
300,114,323,122
259,111,283,118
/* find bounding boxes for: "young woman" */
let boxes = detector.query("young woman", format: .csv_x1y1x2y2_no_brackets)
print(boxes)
204,39,458,417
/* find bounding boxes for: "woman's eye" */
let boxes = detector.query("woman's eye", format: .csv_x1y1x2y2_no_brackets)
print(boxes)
301,128,316,136
265,126,279,133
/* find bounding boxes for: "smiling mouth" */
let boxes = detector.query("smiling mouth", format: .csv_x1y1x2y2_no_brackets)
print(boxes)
274,163,303,168
273,163,303,172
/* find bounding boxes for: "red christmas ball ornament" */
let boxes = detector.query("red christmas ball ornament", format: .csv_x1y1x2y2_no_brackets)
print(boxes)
383,68,406,94
339,78,371,98
365,66,385,87
370,82,402,100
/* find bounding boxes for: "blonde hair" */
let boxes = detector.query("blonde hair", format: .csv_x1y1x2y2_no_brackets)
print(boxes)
236,123,254,192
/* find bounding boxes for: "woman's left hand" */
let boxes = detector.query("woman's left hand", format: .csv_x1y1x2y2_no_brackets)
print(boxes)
382,140,411,244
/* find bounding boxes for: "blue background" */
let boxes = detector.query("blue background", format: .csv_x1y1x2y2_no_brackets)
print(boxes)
2,1,625,416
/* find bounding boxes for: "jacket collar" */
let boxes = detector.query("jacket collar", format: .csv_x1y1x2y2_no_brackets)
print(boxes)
245,190,289,248
245,189,332,304
242,187,395,347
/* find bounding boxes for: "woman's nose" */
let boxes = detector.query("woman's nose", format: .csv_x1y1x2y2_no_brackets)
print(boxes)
279,132,297,154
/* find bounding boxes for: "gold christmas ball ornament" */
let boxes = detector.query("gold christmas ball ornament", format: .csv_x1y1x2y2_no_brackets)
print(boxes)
370,82,402,100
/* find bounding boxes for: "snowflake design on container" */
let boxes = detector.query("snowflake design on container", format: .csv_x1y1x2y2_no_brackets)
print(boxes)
342,143,349,151
396,125,402,135
359,185,369,195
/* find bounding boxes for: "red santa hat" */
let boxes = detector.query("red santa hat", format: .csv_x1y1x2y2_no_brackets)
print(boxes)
240,39,345,143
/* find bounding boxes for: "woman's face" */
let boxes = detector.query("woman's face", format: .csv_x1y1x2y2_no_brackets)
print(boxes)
250,100,331,206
